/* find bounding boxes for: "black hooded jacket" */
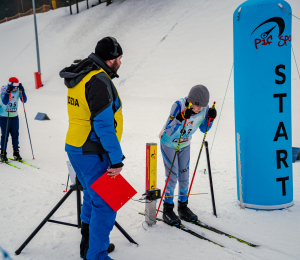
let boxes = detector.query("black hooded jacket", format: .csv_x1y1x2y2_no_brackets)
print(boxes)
60,53,124,167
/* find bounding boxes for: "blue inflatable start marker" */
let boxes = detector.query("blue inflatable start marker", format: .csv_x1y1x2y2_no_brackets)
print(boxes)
292,147,300,163
233,0,293,210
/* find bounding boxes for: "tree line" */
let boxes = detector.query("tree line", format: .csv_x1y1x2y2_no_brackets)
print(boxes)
0,0,73,21
0,0,112,22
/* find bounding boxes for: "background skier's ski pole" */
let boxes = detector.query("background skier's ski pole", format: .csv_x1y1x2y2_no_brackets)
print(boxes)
20,92,35,159
63,174,70,193
188,101,216,199
156,102,192,217
205,141,217,217
2,92,12,160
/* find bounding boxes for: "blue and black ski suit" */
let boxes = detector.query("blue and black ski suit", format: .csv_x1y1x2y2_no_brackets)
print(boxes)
0,85,27,151
60,53,124,260
160,97,213,204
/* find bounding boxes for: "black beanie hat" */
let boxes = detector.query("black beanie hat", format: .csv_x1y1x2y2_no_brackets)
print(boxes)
95,37,123,61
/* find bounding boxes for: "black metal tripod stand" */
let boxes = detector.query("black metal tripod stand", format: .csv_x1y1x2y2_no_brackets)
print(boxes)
15,177,137,255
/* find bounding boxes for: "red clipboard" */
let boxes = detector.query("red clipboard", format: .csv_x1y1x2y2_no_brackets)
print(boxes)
91,172,137,212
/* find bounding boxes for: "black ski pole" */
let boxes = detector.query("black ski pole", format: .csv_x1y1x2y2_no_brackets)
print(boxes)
2,91,12,160
188,102,216,198
114,221,138,245
205,141,217,217
20,92,35,159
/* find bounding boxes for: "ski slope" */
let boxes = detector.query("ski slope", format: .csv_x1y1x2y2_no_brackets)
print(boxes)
1,0,300,259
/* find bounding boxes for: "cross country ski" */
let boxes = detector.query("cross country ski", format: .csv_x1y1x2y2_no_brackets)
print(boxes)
180,218,259,247
2,161,21,169
8,157,39,169
157,210,259,248
138,212,242,253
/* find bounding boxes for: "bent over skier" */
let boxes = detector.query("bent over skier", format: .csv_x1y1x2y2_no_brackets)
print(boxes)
159,85,216,225
0,77,27,162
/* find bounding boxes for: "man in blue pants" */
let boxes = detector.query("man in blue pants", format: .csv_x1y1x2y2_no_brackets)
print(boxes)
0,77,27,162
60,37,124,260
68,154,116,260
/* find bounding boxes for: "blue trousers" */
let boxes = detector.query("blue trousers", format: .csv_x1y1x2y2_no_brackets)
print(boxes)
67,153,116,260
161,142,190,204
0,116,19,150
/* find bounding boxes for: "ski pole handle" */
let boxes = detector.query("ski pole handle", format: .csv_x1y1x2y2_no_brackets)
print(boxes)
211,101,216,109
207,101,216,125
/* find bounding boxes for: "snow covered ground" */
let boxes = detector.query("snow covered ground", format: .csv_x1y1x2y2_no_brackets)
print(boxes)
1,0,300,259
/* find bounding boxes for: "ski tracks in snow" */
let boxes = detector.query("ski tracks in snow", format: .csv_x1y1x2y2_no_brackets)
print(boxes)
2,20,54,75
119,9,189,88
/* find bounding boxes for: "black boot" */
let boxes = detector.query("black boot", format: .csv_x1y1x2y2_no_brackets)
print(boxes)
0,150,8,162
163,202,181,226
80,222,89,259
13,148,22,161
178,200,198,222
81,222,115,259
107,243,115,253
83,243,115,259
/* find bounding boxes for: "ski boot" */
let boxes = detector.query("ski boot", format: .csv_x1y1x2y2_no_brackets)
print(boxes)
178,200,198,222
0,150,8,162
163,202,181,226
13,148,22,161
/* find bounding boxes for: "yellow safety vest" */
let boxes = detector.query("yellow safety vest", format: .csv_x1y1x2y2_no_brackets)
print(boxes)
66,69,123,147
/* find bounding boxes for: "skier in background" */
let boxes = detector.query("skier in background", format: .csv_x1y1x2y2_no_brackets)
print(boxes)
60,37,124,260
159,85,217,225
0,77,27,162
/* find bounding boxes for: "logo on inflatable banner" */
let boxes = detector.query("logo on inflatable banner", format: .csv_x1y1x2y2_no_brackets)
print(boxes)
251,17,291,49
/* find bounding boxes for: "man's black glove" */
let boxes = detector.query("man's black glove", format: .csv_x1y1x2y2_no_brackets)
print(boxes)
18,83,24,92
176,107,193,122
208,108,217,121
